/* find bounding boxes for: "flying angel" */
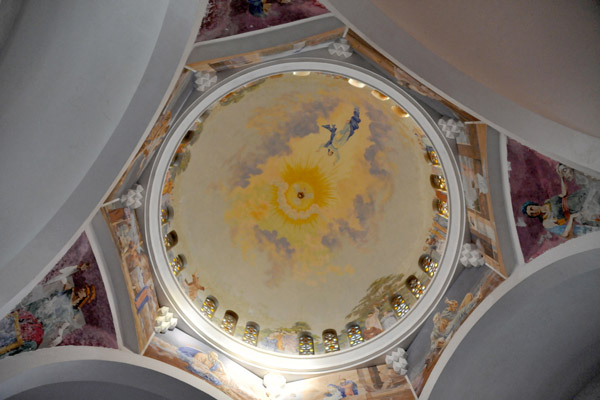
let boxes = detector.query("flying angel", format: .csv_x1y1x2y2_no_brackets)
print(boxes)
319,107,361,162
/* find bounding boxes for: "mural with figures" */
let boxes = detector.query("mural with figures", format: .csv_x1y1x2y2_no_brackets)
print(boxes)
102,206,159,351
0,233,117,359
107,70,191,202
507,138,600,261
189,28,344,73
282,364,415,399
161,71,450,355
197,0,328,42
457,124,506,275
406,267,504,396
144,329,267,400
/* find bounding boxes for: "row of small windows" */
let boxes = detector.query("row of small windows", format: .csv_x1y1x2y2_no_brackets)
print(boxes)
188,270,430,353
182,257,436,349
169,252,437,349
426,147,449,220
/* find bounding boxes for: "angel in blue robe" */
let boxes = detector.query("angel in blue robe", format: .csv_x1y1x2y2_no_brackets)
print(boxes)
319,107,361,163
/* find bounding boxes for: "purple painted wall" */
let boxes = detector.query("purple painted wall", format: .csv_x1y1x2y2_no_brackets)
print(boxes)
507,138,600,261
197,0,328,42
0,233,117,358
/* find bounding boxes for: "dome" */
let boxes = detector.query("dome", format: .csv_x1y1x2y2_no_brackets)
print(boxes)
145,60,464,374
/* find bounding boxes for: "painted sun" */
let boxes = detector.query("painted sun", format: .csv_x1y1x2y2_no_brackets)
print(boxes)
272,160,335,228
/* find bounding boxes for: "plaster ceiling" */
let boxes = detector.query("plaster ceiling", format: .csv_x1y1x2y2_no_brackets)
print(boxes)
159,70,451,356
371,0,600,139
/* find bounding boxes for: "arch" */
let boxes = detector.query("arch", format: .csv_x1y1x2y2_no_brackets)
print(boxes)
0,0,206,316
423,235,600,399
0,347,224,399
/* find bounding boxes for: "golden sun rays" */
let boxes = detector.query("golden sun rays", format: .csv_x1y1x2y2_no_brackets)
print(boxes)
272,159,336,229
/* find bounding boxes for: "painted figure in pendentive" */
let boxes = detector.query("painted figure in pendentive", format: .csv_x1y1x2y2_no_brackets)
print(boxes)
319,107,361,163
14,263,96,349
522,163,600,238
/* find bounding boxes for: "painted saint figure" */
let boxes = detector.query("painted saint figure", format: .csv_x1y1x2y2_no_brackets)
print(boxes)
319,107,361,162
522,163,600,238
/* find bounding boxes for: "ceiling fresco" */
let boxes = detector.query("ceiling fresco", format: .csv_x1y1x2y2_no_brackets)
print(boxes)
197,0,328,42
161,72,449,354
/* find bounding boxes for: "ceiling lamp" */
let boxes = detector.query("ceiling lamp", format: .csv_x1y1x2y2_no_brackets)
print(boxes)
371,90,389,101
293,71,310,76
347,78,366,88
391,105,410,118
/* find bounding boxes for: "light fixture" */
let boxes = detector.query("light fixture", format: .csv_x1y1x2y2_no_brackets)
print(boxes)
347,78,366,88
371,90,389,101
391,104,410,118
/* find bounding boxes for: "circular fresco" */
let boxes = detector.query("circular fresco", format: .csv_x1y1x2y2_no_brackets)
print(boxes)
159,70,451,356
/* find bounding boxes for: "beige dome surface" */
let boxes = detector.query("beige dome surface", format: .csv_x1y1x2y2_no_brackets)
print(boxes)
162,71,446,354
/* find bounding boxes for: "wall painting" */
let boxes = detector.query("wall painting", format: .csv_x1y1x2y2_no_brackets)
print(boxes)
162,72,445,355
107,69,191,202
102,206,159,352
457,124,506,276
282,364,415,399
144,329,267,400
197,0,329,42
507,138,600,261
0,233,117,359
406,267,504,396
189,28,344,73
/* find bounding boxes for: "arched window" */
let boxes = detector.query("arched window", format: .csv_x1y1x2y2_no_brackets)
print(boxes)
425,146,440,165
346,323,364,347
243,322,260,346
433,198,449,218
170,255,186,275
406,275,425,299
170,153,182,168
160,206,173,225
419,254,438,277
391,294,410,318
201,296,218,319
180,129,197,146
220,310,238,335
430,174,447,191
322,329,340,353
298,333,315,355
163,230,178,249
